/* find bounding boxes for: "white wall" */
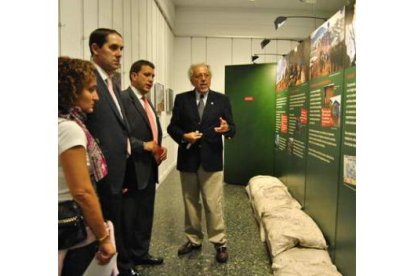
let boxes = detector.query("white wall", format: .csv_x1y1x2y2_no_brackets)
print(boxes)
59,0,177,183
173,36,299,94
174,6,330,39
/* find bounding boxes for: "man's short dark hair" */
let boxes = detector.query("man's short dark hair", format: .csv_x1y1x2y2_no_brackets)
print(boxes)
129,60,155,81
88,28,122,56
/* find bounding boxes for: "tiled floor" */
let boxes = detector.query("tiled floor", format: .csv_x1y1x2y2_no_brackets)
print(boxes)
135,169,273,276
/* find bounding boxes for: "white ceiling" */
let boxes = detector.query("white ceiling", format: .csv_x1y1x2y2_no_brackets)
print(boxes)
170,0,350,38
170,0,348,13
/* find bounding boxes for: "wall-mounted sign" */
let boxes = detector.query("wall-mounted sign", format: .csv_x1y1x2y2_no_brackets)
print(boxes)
281,114,288,133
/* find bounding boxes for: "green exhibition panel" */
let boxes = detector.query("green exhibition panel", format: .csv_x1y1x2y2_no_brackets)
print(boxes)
284,39,311,206
334,3,356,275
304,71,344,254
274,88,289,184
334,69,355,274
304,7,346,256
224,63,276,185
286,83,309,206
335,186,355,276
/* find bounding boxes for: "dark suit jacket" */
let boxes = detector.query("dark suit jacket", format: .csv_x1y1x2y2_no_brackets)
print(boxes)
121,87,163,190
86,71,129,194
167,90,236,172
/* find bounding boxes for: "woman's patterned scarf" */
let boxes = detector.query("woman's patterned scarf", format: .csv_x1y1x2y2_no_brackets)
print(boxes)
59,107,108,182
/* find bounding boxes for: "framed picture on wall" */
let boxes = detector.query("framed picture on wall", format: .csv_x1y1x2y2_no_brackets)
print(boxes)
154,83,165,114
166,88,174,113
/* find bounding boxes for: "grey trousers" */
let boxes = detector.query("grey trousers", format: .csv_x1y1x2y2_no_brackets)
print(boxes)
180,166,227,246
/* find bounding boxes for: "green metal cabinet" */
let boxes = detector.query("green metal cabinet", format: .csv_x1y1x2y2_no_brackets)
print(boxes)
224,63,276,185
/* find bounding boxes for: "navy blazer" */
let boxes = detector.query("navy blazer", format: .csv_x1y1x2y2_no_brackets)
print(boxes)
167,90,236,172
121,87,163,190
86,71,129,194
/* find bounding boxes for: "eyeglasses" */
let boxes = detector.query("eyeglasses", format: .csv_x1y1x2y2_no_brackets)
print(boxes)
193,73,210,79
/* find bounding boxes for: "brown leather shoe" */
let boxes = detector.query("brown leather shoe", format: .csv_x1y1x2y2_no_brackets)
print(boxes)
177,241,202,255
215,246,228,263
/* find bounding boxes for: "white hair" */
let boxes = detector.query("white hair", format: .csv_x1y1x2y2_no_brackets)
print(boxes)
188,63,212,80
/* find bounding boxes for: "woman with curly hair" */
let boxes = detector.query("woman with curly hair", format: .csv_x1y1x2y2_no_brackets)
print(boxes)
58,57,117,275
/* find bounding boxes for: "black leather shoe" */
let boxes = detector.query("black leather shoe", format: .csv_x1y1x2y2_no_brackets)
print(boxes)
132,269,143,276
215,246,228,263
177,241,202,255
135,254,164,265
119,268,142,276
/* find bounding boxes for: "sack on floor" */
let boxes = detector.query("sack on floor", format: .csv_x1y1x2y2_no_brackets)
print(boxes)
272,247,342,276
253,185,302,218
263,208,327,257
246,175,287,201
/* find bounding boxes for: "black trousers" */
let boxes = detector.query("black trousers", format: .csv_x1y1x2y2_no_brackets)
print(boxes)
97,185,133,272
122,159,157,261
61,242,98,276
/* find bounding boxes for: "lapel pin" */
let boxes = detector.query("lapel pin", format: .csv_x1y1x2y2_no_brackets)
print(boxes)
211,102,214,105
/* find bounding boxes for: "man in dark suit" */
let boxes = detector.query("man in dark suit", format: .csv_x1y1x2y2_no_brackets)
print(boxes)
121,60,167,268
167,63,236,263
86,28,140,276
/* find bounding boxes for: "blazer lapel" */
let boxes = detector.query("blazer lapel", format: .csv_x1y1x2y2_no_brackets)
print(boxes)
203,91,215,117
96,72,126,126
129,89,163,141
127,88,150,126
129,88,164,136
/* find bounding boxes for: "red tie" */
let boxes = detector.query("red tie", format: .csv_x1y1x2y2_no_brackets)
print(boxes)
143,97,158,144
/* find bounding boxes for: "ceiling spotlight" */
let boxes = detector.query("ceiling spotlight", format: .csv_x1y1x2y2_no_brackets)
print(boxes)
261,39,271,49
251,53,285,63
260,38,301,49
274,16,327,30
251,55,259,62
